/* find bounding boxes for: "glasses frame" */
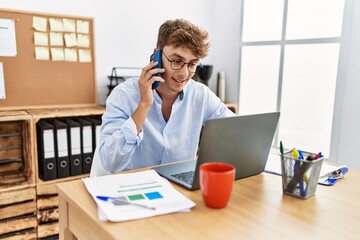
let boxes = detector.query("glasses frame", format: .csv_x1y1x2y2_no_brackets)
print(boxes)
162,51,202,73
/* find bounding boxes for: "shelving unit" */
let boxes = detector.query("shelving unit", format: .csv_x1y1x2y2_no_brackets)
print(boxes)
0,107,105,239
32,107,104,239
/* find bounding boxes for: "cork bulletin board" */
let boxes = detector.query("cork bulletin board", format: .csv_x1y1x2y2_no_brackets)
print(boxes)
0,8,97,110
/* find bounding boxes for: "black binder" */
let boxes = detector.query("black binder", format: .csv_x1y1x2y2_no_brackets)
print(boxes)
63,118,83,176
78,118,93,174
36,120,57,181
50,119,70,179
84,116,102,151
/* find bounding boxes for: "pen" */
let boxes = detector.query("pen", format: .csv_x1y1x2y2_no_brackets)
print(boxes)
96,195,156,210
280,141,284,155
314,152,323,160
291,149,305,196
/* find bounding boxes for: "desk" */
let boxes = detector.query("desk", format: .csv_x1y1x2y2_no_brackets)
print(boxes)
57,169,360,240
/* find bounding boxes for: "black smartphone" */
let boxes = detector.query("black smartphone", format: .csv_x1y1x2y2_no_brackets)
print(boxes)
149,49,162,89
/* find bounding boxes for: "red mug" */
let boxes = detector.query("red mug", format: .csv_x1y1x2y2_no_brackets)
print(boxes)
199,162,236,208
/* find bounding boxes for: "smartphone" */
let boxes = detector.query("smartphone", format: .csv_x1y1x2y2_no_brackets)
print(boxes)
149,49,162,89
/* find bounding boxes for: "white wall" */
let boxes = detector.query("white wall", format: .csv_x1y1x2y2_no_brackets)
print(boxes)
0,0,239,105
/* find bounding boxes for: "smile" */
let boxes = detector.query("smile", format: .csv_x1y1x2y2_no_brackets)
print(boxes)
173,78,186,83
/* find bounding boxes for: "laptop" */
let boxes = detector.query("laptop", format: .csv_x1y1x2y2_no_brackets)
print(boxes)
152,112,280,190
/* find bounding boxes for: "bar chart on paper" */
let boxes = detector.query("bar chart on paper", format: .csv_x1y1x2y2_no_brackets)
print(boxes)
83,170,195,222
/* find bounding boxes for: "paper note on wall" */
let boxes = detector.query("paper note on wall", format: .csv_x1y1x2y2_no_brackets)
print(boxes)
33,16,47,32
34,32,49,46
78,49,91,62
77,20,89,34
64,33,77,47
35,47,50,60
0,18,17,56
51,48,65,61
63,18,76,32
50,32,63,46
0,62,5,99
77,34,90,48
64,48,77,62
49,18,63,32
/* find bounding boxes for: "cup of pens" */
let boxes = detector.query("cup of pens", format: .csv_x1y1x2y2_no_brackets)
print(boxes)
280,148,324,199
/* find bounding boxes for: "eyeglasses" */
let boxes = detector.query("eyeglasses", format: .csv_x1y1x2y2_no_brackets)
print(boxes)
162,51,202,73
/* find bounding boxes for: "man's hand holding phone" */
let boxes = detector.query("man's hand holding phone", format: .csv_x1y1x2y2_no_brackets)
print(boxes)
138,56,164,107
134,53,164,133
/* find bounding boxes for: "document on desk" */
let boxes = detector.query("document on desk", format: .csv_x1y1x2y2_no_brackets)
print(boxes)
83,170,196,222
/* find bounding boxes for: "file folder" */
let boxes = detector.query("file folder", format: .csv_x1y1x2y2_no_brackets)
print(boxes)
50,119,70,179
78,118,93,174
36,120,57,181
85,116,102,152
63,118,83,176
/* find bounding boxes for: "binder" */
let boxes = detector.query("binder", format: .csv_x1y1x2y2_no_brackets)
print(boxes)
63,118,83,176
36,120,57,181
78,118,93,174
50,119,70,179
85,116,102,151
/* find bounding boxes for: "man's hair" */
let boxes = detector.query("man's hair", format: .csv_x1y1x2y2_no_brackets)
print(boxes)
157,19,210,59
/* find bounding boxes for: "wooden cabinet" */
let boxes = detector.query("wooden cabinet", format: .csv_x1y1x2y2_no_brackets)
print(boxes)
0,106,105,239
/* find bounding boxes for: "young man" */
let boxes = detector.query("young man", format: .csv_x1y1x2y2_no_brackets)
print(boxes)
99,19,235,172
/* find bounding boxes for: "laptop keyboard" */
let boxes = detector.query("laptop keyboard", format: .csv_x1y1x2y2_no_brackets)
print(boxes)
171,171,195,185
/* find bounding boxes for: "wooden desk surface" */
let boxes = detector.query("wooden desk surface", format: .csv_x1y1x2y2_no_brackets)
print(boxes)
57,169,360,240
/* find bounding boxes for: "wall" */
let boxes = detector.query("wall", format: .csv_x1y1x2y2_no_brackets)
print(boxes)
0,0,240,105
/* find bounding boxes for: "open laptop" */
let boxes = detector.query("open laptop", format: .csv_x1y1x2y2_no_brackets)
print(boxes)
152,112,280,190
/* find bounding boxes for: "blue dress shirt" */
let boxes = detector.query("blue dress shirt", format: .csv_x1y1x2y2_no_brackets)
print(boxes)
99,78,235,172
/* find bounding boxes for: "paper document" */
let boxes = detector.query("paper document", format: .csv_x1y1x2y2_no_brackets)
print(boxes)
0,18,17,56
83,170,196,222
0,62,5,99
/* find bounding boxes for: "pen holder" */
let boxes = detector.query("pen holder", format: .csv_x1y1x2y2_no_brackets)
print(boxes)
280,150,324,199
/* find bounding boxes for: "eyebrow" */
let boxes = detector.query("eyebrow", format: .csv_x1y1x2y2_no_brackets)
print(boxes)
169,53,199,62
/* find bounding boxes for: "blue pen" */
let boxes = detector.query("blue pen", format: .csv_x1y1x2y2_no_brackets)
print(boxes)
297,150,305,197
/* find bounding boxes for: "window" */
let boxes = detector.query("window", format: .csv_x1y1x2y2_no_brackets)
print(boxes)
238,0,345,155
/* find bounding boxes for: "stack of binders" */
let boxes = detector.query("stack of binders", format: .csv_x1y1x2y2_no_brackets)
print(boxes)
36,115,102,181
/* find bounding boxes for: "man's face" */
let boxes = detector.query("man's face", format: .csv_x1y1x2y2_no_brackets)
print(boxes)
159,45,199,93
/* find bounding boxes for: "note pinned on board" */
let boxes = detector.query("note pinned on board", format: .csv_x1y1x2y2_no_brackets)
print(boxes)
63,18,76,32
50,32,63,46
33,16,47,32
49,18,63,32
78,49,91,62
77,20,89,34
64,33,77,47
77,34,90,48
0,18,17,56
50,48,65,61
0,62,6,100
34,32,49,46
35,47,50,60
64,48,78,62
